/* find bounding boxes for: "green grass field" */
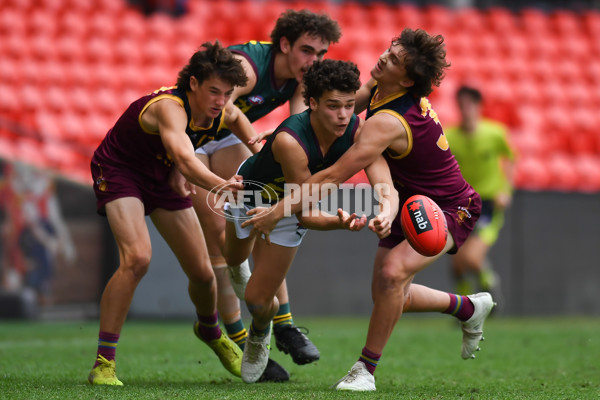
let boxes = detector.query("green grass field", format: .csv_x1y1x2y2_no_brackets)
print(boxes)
1,316,599,399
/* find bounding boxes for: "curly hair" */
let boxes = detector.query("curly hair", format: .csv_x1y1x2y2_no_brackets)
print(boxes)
394,28,450,98
270,9,341,53
176,41,248,92
302,59,361,105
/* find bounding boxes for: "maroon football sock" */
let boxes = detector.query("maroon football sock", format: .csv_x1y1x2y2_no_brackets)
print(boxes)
443,293,475,321
94,331,120,367
195,312,222,342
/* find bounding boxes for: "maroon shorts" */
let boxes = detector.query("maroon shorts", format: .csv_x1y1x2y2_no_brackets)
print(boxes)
379,191,481,254
90,159,192,216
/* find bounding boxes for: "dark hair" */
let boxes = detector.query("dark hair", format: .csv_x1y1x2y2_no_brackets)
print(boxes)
456,85,483,103
303,59,361,105
394,28,450,98
270,9,341,53
176,41,247,92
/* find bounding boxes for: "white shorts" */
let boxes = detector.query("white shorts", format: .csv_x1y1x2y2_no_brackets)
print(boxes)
195,134,242,156
224,202,308,248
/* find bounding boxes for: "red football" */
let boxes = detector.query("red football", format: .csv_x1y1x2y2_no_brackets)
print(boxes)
400,195,448,257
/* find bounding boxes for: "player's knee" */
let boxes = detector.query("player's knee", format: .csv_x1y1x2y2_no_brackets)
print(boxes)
377,262,410,290
186,266,216,287
245,294,273,317
122,252,151,281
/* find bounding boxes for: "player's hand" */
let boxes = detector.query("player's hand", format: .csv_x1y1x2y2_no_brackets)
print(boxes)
241,206,281,245
369,213,392,239
248,129,274,145
337,208,367,232
169,168,196,198
221,174,244,198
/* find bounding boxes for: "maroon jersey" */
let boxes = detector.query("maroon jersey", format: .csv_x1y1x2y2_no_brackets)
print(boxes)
93,86,225,183
367,87,481,252
90,86,225,215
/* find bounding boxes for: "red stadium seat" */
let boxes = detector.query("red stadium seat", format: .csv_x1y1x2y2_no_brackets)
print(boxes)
59,112,86,142
394,3,423,30
546,153,580,191
453,7,486,35
553,57,584,86
88,12,119,40
550,9,583,37
520,8,552,35
116,10,147,42
118,63,147,93
4,33,31,61
14,138,49,170
0,136,17,161
60,0,95,18
58,10,89,38
28,9,58,37
173,18,207,48
0,9,27,37
582,10,600,37
498,32,531,60
42,140,82,172
114,38,143,66
56,36,85,62
33,0,65,16
94,0,128,17
0,84,21,122
574,155,600,192
29,34,57,61
486,7,518,36
422,4,453,35
35,111,65,143
146,13,176,42
514,155,551,190
86,37,115,65
43,86,71,114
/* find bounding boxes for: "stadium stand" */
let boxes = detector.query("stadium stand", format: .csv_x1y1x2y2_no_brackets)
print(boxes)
1,0,599,192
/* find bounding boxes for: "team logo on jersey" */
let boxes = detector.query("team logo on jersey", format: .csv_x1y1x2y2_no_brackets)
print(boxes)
248,95,265,105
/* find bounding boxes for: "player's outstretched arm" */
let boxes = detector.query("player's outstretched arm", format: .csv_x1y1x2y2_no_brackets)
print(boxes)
154,99,243,195
296,206,367,231
364,155,398,239
224,102,262,154
242,114,403,238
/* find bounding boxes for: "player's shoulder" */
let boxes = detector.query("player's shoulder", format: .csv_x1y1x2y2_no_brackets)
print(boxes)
365,110,408,137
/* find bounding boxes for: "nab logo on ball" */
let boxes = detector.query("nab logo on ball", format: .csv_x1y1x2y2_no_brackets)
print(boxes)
401,194,447,257
407,199,432,235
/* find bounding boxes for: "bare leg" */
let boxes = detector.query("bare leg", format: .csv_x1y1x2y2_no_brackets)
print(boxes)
365,236,455,354
100,198,152,334
245,239,298,331
151,207,215,315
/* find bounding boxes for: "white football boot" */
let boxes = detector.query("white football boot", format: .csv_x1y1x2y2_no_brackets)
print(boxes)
241,323,271,383
461,292,496,359
333,361,376,391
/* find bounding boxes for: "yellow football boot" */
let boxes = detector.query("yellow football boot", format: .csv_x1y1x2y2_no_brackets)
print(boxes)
194,322,242,377
88,355,123,386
